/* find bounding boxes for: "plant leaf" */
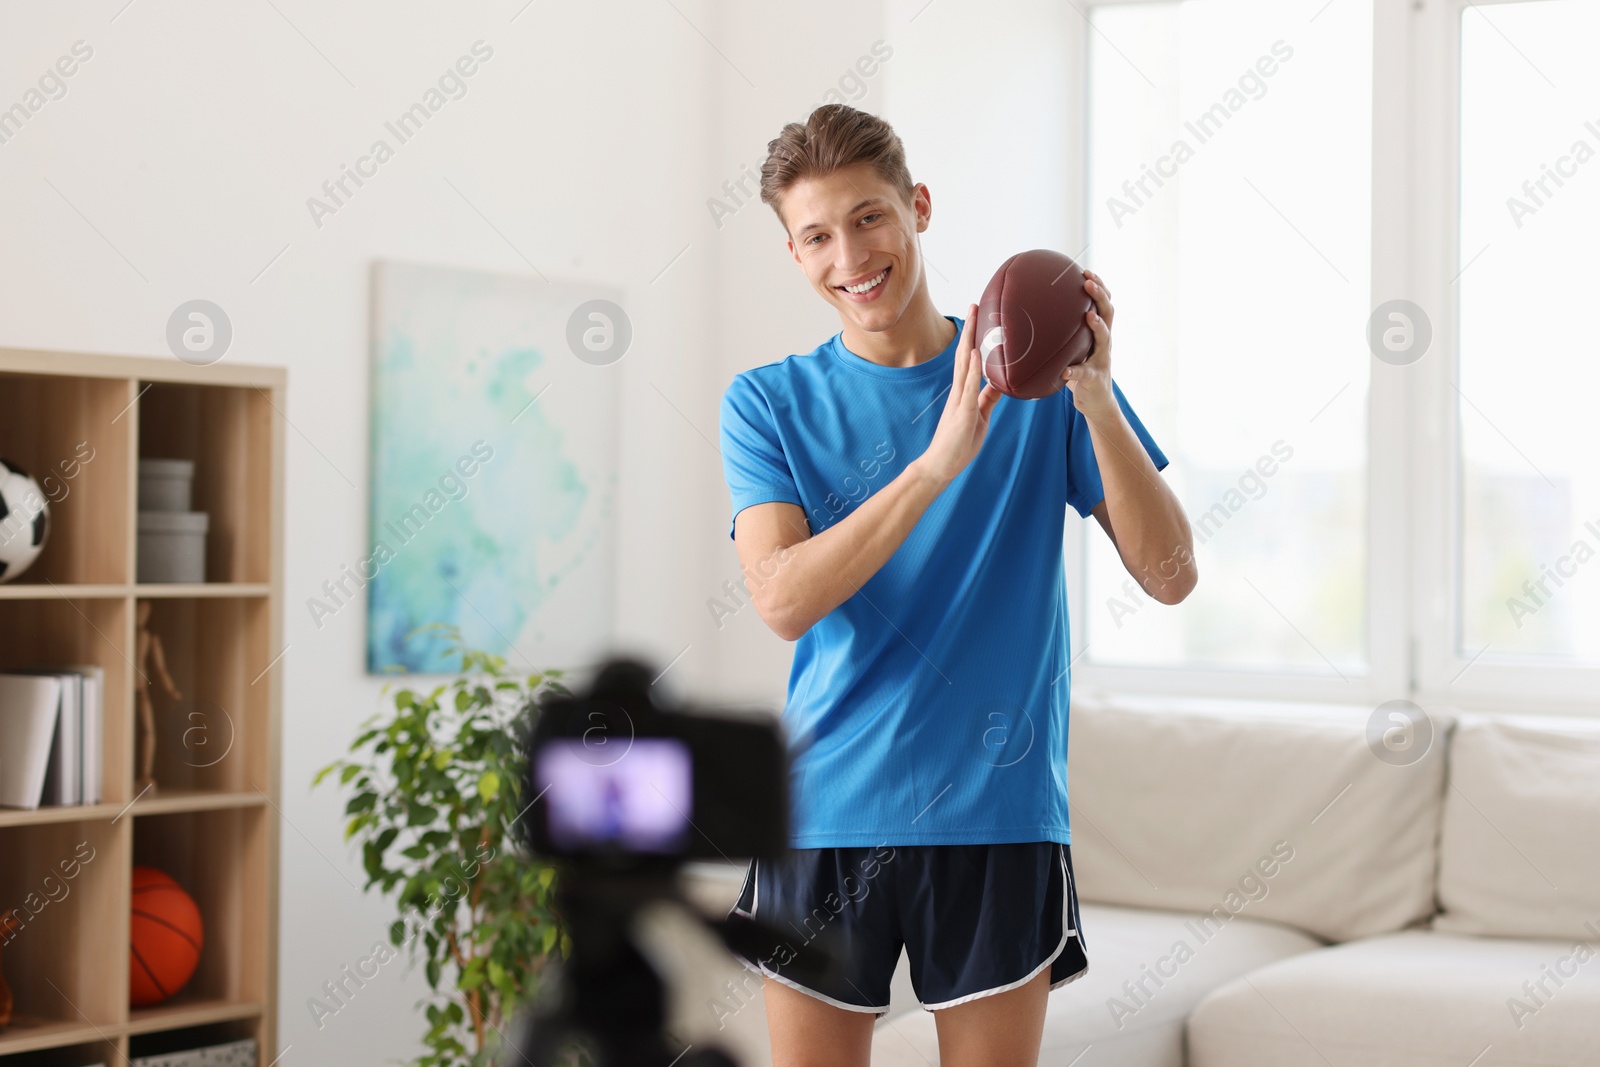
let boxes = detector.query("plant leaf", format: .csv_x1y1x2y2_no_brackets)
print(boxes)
325,637,572,1065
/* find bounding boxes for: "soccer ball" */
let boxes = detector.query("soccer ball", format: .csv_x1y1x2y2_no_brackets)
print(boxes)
0,458,51,583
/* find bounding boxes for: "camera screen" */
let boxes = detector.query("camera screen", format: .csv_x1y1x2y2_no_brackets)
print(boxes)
536,737,693,854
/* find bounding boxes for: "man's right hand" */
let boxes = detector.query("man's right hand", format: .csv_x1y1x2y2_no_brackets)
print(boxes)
912,304,1004,488
731,307,1004,641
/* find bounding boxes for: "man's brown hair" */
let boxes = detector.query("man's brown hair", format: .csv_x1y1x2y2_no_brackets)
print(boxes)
760,104,915,234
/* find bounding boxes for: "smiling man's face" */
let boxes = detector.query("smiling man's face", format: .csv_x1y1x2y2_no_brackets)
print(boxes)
782,162,931,334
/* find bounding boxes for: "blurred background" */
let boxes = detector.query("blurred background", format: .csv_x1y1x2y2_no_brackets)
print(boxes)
0,0,1595,1063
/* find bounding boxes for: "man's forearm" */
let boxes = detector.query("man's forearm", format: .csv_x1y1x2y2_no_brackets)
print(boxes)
763,460,950,640
1084,404,1196,603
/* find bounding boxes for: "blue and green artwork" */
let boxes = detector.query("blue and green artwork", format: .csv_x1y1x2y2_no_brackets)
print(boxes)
366,261,618,674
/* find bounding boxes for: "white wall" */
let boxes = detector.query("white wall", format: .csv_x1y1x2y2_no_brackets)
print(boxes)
0,0,1084,1059
701,4,892,702
881,0,1080,288
1,1,723,1061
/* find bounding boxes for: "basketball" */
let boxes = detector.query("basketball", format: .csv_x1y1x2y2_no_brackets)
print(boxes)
129,867,203,1007
975,249,1097,399
0,911,20,1028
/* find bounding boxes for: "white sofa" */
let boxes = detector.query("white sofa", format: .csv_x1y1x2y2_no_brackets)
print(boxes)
865,695,1600,1066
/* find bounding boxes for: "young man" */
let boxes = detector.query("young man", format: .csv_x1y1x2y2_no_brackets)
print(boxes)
718,104,1195,1067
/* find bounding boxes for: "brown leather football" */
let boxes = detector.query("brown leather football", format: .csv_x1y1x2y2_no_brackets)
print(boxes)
975,249,1096,399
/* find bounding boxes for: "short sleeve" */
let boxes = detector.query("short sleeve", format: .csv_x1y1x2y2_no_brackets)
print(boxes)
719,374,804,539
1065,379,1170,519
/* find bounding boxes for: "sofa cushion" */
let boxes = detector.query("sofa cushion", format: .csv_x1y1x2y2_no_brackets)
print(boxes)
1187,929,1600,1067
1065,693,1450,942
1434,713,1600,942
869,902,1322,1067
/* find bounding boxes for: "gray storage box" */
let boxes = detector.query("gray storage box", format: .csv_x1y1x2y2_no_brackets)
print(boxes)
137,510,209,583
138,458,196,513
131,1037,256,1067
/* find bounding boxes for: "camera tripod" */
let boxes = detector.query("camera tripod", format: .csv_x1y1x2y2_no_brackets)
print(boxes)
506,870,835,1067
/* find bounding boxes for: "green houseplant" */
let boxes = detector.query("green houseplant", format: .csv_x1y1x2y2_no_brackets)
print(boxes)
315,624,572,1067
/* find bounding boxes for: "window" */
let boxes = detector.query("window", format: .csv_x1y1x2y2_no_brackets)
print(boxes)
1070,0,1596,707
1457,0,1600,665
1080,0,1373,678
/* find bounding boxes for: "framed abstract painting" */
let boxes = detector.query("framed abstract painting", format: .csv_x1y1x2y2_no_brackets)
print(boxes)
364,260,622,674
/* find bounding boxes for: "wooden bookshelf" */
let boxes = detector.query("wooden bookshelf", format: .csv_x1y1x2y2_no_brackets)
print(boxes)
0,350,284,1065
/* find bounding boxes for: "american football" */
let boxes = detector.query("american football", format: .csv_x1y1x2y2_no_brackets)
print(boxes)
975,248,1097,400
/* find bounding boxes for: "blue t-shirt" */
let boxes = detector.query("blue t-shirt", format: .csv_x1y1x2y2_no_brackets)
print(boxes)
719,314,1169,848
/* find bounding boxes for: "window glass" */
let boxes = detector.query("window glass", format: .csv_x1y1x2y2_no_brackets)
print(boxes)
1083,0,1372,673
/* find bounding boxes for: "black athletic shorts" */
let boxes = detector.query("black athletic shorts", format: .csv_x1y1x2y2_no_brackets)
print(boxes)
728,841,1089,1013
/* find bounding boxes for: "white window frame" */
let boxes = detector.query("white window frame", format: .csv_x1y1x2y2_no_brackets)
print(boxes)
1063,0,1598,716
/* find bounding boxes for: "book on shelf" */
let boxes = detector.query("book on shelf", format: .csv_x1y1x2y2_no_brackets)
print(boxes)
43,671,80,804
69,663,104,805
0,665,104,808
0,674,62,809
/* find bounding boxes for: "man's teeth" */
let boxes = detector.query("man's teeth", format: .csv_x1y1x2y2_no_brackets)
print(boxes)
842,269,887,294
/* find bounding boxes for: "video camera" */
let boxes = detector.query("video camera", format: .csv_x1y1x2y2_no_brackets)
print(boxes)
506,655,833,1067
525,656,787,868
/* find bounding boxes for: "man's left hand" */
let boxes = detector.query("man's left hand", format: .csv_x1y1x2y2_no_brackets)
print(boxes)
1062,269,1118,421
